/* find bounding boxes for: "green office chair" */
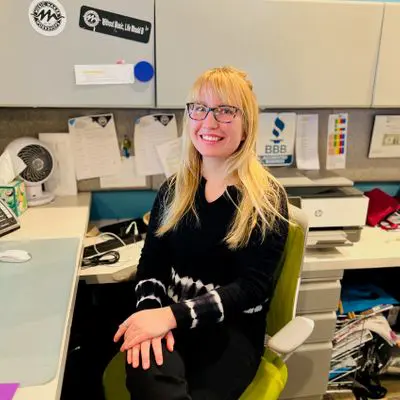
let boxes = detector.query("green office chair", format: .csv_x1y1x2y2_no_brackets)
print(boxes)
102,205,313,400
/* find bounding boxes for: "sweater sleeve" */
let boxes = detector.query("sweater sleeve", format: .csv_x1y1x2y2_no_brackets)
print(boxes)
134,182,172,312
169,193,289,329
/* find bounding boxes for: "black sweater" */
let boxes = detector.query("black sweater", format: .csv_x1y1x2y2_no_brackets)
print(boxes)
135,177,289,346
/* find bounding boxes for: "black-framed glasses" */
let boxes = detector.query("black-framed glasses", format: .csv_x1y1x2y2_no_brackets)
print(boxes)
186,102,240,123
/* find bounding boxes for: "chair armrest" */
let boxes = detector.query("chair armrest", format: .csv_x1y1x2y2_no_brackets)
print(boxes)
267,316,314,355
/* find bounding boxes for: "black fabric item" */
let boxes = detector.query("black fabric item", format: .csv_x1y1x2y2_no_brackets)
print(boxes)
125,325,260,400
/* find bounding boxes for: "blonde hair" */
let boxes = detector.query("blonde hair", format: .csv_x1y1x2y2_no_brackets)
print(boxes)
157,66,288,249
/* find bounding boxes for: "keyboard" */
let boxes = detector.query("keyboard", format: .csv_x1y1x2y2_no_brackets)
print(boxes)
83,236,142,258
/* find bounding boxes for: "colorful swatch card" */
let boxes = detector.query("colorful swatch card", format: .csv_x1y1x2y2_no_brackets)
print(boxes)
326,113,348,169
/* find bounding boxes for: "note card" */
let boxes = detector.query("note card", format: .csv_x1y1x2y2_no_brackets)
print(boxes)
0,383,19,400
369,115,400,158
68,114,121,180
295,114,320,170
326,113,348,170
74,64,135,85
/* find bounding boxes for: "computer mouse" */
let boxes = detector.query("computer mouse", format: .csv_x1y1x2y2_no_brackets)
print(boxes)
0,249,32,263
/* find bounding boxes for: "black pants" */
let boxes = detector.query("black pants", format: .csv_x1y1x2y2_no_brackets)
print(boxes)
125,324,261,400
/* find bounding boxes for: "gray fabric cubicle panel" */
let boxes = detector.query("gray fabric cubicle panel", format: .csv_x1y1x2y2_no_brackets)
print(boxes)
0,0,155,107
0,108,399,190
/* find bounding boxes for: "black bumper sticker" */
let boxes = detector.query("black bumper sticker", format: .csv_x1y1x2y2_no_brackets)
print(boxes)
79,5,151,43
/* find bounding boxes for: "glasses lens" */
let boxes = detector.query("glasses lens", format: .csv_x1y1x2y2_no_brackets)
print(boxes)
214,106,237,123
188,103,208,120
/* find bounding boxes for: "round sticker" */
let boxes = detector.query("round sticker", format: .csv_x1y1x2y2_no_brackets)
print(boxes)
134,61,154,83
82,9,100,29
29,0,67,36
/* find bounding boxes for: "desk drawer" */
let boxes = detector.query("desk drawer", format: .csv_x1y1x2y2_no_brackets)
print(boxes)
281,342,332,399
297,281,341,314
298,311,337,344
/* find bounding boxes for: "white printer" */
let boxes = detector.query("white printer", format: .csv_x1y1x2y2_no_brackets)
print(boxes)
271,169,369,248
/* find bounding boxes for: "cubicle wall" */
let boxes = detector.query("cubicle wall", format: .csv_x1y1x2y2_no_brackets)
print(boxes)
0,107,399,190
0,1,155,107
0,0,399,188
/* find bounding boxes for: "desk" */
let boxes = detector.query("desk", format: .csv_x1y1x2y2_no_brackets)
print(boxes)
1,196,399,400
80,239,143,284
0,194,91,400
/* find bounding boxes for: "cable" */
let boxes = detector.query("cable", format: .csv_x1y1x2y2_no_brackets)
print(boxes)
81,250,120,268
82,224,142,269
93,231,134,255
125,220,139,237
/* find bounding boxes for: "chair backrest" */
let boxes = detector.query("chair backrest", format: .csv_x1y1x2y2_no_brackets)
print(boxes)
266,205,309,337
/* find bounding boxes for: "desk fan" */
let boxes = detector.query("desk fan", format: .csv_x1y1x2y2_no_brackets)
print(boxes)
6,137,55,206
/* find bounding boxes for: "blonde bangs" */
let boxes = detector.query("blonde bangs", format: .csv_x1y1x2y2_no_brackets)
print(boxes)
188,69,245,110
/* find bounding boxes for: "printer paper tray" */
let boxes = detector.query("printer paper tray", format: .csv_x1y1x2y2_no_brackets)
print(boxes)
307,230,353,248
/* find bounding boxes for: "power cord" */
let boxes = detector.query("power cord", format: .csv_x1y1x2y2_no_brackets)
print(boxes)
81,251,120,268
82,221,141,268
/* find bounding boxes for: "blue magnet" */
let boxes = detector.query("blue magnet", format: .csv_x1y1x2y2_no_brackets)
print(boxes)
134,61,154,82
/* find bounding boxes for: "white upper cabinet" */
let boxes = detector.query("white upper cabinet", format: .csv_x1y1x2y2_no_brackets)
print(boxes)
373,4,400,107
155,0,383,108
0,0,155,107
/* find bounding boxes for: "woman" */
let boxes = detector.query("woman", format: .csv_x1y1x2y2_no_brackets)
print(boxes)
114,66,289,400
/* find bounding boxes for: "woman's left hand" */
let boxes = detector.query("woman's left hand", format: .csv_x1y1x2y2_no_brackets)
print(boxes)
114,307,177,351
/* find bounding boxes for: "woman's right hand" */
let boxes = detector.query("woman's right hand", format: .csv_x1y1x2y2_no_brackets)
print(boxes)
127,330,175,369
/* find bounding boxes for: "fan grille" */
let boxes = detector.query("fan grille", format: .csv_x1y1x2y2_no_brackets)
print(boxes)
18,144,53,183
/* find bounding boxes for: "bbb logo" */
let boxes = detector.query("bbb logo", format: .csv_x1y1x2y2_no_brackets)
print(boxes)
265,116,287,154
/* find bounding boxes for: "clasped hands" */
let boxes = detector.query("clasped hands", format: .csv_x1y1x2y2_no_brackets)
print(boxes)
113,306,177,370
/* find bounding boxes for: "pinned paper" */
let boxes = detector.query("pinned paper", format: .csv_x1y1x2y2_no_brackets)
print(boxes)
100,157,147,188
134,114,178,176
368,115,400,159
295,114,320,170
326,113,348,170
68,114,121,180
38,133,78,196
257,113,296,166
156,138,182,178
0,383,19,400
74,64,134,85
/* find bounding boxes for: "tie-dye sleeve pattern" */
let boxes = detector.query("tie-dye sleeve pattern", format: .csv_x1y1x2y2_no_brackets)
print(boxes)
134,183,172,312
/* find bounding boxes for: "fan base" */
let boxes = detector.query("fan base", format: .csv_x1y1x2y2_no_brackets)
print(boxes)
27,192,55,207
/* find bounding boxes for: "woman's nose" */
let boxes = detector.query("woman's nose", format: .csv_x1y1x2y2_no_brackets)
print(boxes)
203,110,218,127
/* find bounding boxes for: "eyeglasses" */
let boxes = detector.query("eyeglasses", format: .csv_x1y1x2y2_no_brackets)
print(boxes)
186,102,240,123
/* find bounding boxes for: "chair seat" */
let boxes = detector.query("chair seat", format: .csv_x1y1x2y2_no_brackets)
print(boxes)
103,352,130,400
239,349,288,400
103,348,288,400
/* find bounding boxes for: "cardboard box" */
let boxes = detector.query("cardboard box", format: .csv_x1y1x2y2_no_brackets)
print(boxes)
0,179,28,216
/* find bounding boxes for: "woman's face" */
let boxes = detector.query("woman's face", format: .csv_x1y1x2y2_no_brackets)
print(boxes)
188,91,244,161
